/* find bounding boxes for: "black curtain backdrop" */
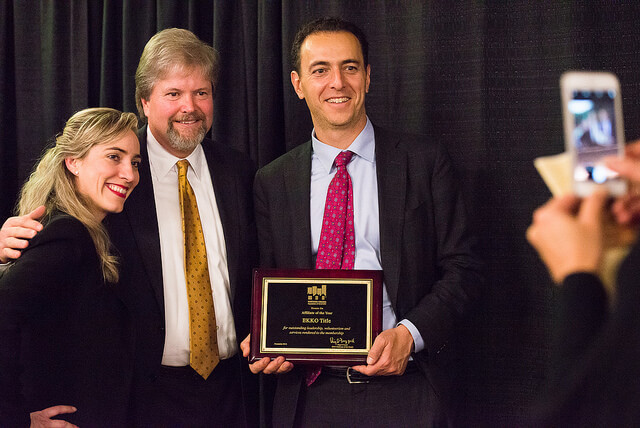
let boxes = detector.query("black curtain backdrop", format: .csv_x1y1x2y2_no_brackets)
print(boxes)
2,1,640,425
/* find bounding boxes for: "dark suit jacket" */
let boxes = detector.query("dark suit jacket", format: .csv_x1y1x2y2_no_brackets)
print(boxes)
105,127,258,423
254,125,483,425
533,239,640,426
0,213,134,427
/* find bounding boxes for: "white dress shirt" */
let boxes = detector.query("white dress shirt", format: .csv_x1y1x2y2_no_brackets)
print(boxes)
310,118,425,353
146,128,237,365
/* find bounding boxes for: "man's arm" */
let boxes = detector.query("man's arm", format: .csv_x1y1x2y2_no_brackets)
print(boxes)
403,142,484,358
0,206,45,263
360,140,484,376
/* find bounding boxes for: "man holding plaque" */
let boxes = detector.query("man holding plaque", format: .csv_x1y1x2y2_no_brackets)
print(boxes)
241,17,483,426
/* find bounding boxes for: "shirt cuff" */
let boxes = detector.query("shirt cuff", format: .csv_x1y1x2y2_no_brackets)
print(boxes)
0,262,10,278
398,319,424,353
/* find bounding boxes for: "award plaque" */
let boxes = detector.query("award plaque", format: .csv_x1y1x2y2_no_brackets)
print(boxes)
249,268,383,365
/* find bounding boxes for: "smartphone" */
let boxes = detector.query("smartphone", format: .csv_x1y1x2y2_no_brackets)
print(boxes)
561,71,626,196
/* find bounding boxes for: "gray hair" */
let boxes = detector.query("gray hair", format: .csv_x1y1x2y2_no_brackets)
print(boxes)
135,28,220,121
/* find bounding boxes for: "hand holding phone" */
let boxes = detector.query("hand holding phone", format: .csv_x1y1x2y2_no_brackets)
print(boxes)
561,71,627,196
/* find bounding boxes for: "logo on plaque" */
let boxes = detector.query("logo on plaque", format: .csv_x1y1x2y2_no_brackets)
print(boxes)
307,284,327,306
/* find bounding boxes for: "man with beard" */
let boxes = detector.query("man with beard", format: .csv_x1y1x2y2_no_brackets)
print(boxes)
0,28,258,426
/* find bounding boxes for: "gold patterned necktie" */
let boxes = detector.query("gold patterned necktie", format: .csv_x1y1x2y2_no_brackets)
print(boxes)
176,159,219,379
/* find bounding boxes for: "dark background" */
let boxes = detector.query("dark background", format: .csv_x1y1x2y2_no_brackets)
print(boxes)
2,1,640,425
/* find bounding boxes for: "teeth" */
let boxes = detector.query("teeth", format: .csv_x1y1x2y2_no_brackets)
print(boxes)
327,97,349,104
107,184,127,195
177,120,196,124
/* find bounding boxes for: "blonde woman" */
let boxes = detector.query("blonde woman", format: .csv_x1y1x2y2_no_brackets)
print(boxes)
0,108,141,427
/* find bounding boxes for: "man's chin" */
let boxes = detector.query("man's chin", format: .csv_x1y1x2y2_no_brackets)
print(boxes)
167,128,207,152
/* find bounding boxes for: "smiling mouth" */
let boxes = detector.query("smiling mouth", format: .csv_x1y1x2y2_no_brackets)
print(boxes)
326,97,350,104
106,184,128,198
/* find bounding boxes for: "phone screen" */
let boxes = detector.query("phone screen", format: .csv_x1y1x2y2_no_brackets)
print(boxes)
568,89,619,185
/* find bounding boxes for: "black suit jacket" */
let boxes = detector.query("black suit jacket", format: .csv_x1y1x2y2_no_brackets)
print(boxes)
254,125,483,425
0,213,134,427
105,128,258,422
533,239,640,426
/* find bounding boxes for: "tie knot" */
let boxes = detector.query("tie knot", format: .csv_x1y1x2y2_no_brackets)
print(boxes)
177,159,189,178
334,151,353,168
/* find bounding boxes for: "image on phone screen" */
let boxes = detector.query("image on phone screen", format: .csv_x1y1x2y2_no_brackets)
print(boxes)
568,89,619,184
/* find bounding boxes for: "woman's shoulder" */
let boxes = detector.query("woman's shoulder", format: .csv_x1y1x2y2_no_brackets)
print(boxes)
29,212,93,254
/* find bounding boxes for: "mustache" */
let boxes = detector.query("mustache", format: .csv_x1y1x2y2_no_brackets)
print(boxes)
171,112,206,122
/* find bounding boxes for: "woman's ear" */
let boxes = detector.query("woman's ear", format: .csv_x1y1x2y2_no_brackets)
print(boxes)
65,157,80,176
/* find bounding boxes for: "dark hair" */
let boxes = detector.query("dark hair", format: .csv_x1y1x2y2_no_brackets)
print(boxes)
291,17,369,73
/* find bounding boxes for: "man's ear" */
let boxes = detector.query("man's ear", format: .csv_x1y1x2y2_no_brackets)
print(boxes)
365,64,371,93
141,97,151,118
291,70,305,100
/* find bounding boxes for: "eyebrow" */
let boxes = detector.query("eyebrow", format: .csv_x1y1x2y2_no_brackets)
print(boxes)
164,87,210,92
309,59,361,68
104,147,142,159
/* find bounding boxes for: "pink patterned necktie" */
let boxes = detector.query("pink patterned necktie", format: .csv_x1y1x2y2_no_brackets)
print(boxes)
315,150,355,270
306,150,355,387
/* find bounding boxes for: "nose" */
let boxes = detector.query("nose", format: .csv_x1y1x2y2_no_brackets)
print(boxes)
180,94,195,112
119,162,137,184
330,70,345,89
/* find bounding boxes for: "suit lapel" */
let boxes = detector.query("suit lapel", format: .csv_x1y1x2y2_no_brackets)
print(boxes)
201,141,240,302
124,128,165,312
285,142,314,268
374,127,406,308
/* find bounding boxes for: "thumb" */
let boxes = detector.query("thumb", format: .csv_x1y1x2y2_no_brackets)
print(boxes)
240,334,250,357
366,335,386,365
30,205,46,221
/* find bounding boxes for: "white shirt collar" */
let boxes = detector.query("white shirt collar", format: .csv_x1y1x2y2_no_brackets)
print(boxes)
311,117,375,173
146,127,206,178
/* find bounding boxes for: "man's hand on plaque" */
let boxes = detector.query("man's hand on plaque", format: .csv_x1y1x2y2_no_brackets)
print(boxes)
351,324,414,376
240,334,294,374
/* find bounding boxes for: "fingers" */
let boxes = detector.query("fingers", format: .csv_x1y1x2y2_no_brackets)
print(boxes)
606,141,640,183
242,334,293,374
30,405,78,428
248,356,292,375
4,207,45,232
611,194,640,225
348,334,387,376
0,208,45,263
40,405,77,418
605,157,640,183
248,357,271,374
1,245,25,261
351,327,412,376
350,363,373,375
0,230,36,263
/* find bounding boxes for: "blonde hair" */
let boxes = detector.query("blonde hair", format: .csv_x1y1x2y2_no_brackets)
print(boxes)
17,107,138,283
135,28,220,121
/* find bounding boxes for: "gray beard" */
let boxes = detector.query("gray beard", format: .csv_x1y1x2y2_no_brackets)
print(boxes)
166,121,208,153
